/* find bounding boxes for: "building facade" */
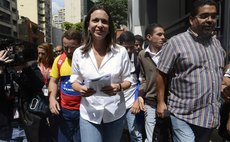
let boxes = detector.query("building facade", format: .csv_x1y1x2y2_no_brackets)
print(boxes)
18,16,44,45
52,8,65,29
64,0,81,23
17,0,52,43
0,0,18,39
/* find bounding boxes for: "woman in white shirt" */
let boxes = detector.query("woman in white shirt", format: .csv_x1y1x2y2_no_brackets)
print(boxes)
70,4,132,142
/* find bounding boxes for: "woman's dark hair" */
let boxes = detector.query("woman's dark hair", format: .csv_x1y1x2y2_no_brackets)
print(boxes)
190,0,217,17
82,4,115,54
145,23,164,39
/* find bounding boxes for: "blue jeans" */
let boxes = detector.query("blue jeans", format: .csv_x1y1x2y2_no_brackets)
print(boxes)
170,115,213,142
58,108,81,142
144,104,157,142
125,108,143,142
10,127,27,142
80,115,125,142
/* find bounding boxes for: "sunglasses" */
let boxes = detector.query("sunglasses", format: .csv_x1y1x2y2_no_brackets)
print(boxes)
55,50,63,53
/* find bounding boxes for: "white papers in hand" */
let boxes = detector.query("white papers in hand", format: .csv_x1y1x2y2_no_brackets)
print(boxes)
85,74,111,92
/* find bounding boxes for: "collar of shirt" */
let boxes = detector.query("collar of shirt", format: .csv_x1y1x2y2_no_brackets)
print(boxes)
82,44,120,57
145,46,162,65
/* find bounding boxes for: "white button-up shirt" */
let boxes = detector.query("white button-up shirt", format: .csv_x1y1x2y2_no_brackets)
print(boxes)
145,46,162,65
70,44,132,124
123,53,137,109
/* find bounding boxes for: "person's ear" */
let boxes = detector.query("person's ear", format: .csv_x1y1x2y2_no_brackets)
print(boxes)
189,16,195,26
146,34,151,41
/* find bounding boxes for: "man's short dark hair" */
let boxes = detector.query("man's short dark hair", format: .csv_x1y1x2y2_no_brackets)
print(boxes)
145,23,164,39
134,35,144,43
62,28,82,44
191,0,217,17
117,31,135,45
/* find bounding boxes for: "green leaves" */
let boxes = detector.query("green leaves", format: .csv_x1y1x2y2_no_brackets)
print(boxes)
61,22,83,32
95,0,128,29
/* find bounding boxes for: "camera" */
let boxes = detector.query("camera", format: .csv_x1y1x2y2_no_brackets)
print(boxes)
0,38,37,66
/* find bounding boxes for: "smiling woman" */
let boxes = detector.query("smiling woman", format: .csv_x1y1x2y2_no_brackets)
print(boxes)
70,4,132,142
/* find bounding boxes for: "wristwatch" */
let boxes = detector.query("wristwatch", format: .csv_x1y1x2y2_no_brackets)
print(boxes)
119,83,123,91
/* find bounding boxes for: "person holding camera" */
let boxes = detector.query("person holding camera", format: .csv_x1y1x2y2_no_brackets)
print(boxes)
0,49,15,142
1,49,28,142
1,44,53,142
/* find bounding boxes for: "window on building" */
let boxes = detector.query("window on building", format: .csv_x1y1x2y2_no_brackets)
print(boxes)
12,7,17,13
13,20,17,25
13,31,17,37
0,11,11,23
0,25,11,35
2,0,10,9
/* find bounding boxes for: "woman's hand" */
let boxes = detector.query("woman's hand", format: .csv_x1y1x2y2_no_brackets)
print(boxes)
101,83,120,96
72,82,96,97
79,85,96,97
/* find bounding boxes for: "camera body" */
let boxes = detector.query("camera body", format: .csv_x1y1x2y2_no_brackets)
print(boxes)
1,39,25,66
0,38,37,66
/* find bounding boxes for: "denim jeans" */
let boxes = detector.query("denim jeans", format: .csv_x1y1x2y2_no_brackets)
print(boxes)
58,108,81,142
144,104,157,142
125,108,143,142
80,115,125,142
170,115,213,142
10,127,27,142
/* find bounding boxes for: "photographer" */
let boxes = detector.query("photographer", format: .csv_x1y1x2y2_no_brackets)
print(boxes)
0,42,51,142
13,44,53,142
0,49,14,141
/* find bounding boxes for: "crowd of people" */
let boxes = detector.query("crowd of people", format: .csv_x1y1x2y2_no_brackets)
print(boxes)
0,0,230,142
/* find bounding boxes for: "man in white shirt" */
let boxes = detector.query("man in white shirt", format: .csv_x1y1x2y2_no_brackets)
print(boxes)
137,23,168,142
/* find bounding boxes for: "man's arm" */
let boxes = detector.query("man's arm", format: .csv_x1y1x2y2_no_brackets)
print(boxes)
48,77,60,115
156,70,167,118
137,55,147,111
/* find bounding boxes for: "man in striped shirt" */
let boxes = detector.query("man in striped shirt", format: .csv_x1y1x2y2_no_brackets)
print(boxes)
156,0,227,142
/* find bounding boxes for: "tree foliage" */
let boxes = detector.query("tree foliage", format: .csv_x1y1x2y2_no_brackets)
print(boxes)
61,22,83,33
95,0,128,29
61,0,128,31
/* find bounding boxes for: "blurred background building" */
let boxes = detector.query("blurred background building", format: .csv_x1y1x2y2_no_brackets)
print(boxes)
17,0,52,43
64,0,81,23
52,8,65,29
0,0,18,39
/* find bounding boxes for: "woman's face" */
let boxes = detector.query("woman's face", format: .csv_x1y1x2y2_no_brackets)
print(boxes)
88,9,109,41
37,47,47,62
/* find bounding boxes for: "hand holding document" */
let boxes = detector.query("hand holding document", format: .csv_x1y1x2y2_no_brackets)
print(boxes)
85,74,111,92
